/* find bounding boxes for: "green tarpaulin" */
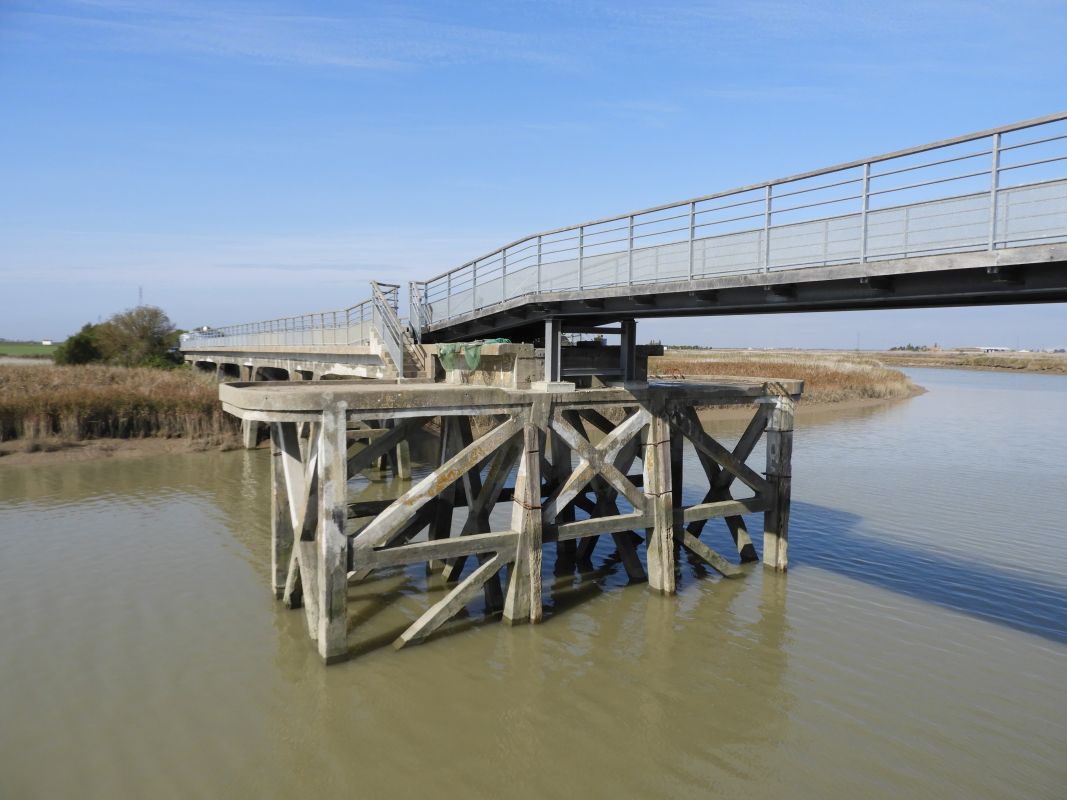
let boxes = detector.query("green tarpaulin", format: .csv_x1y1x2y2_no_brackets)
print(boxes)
437,338,511,371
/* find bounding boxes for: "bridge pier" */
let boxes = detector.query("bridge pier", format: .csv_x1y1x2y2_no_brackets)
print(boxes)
221,377,801,663
542,318,563,385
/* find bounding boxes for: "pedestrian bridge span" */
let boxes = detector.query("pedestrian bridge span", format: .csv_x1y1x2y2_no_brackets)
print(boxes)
183,112,1067,379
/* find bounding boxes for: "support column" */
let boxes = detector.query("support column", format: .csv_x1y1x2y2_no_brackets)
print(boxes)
763,395,794,571
269,423,293,598
316,403,350,662
504,407,545,625
241,419,260,449
544,318,562,383
619,319,637,382
644,409,675,594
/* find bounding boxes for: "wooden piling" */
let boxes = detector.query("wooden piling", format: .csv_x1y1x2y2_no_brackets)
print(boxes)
763,395,794,571
644,411,675,594
503,416,544,624
316,403,350,662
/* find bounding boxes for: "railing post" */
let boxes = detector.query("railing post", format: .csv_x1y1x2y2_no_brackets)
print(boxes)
501,248,507,301
627,215,634,285
988,132,1001,251
859,162,871,263
578,226,584,290
536,236,543,293
472,263,478,312
446,273,452,320
688,201,696,279
762,185,772,272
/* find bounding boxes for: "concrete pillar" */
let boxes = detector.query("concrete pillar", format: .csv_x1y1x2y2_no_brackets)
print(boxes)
620,319,637,381
241,419,260,449
544,318,562,383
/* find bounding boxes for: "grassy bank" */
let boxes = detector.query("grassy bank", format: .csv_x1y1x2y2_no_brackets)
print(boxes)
0,341,57,359
0,364,238,444
651,350,920,404
876,350,1067,375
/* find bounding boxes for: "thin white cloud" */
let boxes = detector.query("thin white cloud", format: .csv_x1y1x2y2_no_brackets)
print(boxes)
14,1,581,70
1,226,506,291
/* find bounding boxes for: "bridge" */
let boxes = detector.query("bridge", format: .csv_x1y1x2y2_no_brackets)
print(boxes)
188,112,1067,663
183,111,1067,385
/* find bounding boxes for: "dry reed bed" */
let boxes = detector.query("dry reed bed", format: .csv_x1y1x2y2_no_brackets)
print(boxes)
650,351,918,404
0,364,239,442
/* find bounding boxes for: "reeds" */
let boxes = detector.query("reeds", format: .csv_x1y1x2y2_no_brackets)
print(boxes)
0,364,239,442
650,351,918,404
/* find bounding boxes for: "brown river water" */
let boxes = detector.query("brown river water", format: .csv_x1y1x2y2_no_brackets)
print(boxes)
1,368,1065,799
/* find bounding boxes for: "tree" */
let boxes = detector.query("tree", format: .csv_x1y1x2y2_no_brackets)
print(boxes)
53,323,103,365
54,306,181,368
94,305,181,367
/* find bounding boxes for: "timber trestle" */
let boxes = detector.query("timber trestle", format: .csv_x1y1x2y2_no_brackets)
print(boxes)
220,379,801,663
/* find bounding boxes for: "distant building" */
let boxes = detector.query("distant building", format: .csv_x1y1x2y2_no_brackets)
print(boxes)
41,339,52,346
980,346,1011,353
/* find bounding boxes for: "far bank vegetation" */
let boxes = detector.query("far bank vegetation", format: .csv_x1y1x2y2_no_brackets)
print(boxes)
2,305,238,452
0,364,238,446
650,350,919,404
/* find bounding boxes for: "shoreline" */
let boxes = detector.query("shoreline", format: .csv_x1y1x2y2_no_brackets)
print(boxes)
879,358,1067,376
0,436,242,467
0,389,924,467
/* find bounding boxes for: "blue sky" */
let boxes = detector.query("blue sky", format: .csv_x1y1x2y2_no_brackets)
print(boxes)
2,0,1066,348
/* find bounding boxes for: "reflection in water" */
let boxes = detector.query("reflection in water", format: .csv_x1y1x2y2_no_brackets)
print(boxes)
1,367,1066,798
790,500,1067,644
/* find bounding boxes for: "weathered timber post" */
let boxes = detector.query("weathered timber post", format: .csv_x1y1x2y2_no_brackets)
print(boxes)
270,423,294,599
428,417,459,572
549,429,577,573
316,403,350,662
763,395,794,571
669,422,684,555
504,406,545,624
644,406,675,594
394,439,412,480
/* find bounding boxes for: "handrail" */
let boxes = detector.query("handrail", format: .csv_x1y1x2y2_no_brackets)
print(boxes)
179,296,376,349
412,111,1067,328
370,281,405,374
417,110,1067,287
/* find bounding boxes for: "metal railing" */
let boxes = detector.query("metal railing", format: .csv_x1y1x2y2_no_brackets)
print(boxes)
370,281,405,373
179,289,393,350
411,111,1067,330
